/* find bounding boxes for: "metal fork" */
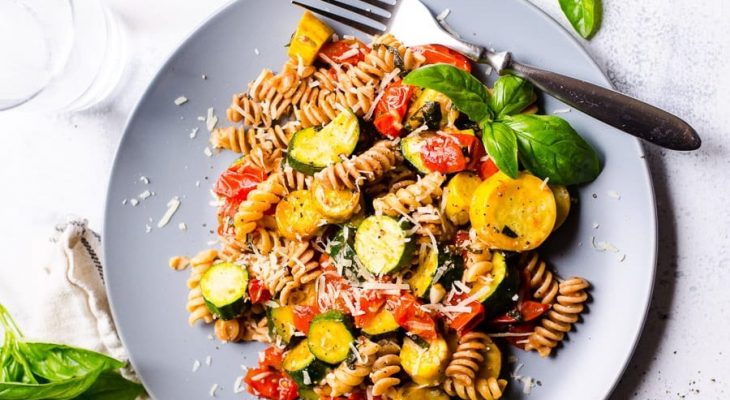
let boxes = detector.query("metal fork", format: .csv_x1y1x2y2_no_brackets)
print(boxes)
291,0,701,150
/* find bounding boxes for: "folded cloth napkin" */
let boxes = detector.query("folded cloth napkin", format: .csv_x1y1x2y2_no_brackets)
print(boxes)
0,218,134,379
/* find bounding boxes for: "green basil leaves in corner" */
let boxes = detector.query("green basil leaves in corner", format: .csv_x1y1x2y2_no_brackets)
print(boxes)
504,114,601,185
0,303,145,400
480,122,519,178
402,64,492,123
403,64,601,185
559,0,602,39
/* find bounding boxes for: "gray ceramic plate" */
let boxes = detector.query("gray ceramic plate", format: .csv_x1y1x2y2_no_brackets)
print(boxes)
104,0,657,398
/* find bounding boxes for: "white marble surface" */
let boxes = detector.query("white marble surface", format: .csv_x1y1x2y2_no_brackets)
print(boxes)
1,0,728,398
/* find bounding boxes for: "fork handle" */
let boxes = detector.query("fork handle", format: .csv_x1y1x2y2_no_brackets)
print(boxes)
503,61,701,150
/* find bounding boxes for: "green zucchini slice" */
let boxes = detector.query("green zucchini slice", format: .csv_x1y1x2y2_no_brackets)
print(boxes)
287,109,360,175
326,226,361,282
283,340,327,386
468,251,519,316
199,262,248,320
361,308,400,338
408,246,464,298
400,131,434,174
307,310,355,364
267,306,296,344
404,88,454,131
354,215,415,275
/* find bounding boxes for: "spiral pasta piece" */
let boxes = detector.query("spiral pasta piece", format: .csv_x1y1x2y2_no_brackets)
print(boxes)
186,249,218,326
227,93,272,127
412,204,453,240
525,277,590,357
279,163,312,191
315,140,401,190
326,338,380,396
286,240,322,286
210,124,293,154
463,235,492,283
475,377,508,400
445,332,491,386
234,172,287,239
374,33,426,71
370,339,401,398
249,227,285,256
373,172,445,216
521,252,559,305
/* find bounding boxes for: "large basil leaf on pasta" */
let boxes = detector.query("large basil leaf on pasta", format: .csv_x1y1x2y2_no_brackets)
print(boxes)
0,371,103,400
403,64,492,123
489,75,536,119
480,121,519,179
504,114,601,185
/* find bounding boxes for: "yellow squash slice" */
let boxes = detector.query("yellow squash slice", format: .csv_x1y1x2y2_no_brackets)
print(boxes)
469,171,556,251
275,190,325,240
550,184,571,231
444,171,482,226
288,11,334,65
311,180,361,223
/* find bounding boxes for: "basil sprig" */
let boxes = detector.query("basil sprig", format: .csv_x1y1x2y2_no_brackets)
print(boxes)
403,64,601,185
559,0,602,39
0,303,145,400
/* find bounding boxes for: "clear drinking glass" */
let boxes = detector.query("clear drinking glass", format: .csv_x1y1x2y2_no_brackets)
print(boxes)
0,0,126,111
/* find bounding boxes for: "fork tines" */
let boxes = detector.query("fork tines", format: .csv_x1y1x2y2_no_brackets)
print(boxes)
291,0,396,36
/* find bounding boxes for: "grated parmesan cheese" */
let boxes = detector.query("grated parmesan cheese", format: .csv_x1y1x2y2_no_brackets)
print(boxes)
129,198,139,207
233,376,245,393
178,223,187,231
591,236,620,253
140,176,150,184
205,355,212,366
157,197,181,228
192,359,201,372
349,341,363,364
190,128,198,139
552,107,572,114
254,47,260,55
436,8,451,20
174,96,188,106
607,190,621,200
209,383,218,397
139,190,152,200
206,107,218,132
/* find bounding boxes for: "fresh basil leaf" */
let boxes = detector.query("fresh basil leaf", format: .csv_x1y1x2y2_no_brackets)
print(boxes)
559,0,602,39
74,371,146,400
489,75,536,118
0,370,103,400
403,64,492,123
20,342,124,382
504,114,601,185
480,121,519,178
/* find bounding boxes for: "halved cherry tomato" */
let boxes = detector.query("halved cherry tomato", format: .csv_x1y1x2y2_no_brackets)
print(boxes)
467,137,486,171
215,164,265,203
479,158,500,180
244,368,298,400
373,83,415,138
292,305,318,334
455,230,471,247
503,323,536,350
387,293,437,341
260,346,285,371
420,134,467,174
353,289,387,328
249,279,271,304
520,301,550,322
319,39,369,65
412,44,472,72
448,298,484,334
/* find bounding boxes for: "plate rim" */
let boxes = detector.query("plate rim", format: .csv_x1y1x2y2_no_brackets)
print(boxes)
102,1,658,398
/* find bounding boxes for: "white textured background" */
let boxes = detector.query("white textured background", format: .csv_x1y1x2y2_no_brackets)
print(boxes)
1,0,729,398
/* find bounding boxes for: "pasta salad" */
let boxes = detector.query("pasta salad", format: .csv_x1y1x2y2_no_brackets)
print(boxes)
171,11,598,400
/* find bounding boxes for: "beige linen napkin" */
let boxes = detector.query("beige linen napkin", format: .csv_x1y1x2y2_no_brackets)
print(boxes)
0,218,134,379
